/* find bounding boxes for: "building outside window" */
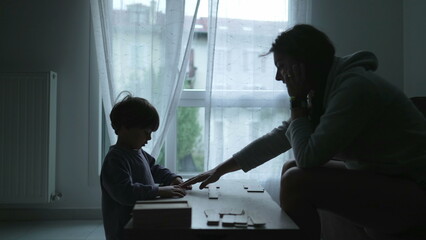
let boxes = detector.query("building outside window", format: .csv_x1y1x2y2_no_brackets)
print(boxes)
106,0,291,178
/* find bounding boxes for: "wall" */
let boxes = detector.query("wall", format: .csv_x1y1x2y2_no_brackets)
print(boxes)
403,0,426,97
311,0,403,90
0,0,424,219
0,0,102,218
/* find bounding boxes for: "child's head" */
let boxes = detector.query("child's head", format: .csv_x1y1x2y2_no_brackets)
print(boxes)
110,94,159,148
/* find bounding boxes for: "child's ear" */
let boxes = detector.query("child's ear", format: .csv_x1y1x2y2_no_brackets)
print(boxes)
116,125,128,134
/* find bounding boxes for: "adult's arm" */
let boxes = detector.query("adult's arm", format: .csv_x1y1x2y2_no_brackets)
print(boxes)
181,156,241,189
233,120,292,172
181,121,292,188
286,76,380,168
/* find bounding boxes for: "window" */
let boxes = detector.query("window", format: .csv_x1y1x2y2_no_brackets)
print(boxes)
159,0,291,178
102,0,292,179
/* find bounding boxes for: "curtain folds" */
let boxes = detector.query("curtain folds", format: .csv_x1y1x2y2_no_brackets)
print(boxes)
289,0,312,26
90,0,116,144
151,0,200,158
205,0,311,203
91,0,311,203
90,0,200,156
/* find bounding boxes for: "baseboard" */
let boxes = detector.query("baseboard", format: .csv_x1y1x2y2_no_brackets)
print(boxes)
0,208,102,221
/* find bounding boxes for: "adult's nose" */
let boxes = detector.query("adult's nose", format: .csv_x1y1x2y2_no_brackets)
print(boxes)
275,70,285,83
275,70,280,80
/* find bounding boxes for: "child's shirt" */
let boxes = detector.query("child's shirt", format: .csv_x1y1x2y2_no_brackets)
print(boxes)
100,144,180,240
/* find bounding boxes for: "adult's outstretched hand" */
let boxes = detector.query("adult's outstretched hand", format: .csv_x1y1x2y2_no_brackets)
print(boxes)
180,168,221,189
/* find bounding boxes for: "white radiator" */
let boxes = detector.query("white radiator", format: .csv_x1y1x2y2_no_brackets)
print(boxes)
0,72,57,204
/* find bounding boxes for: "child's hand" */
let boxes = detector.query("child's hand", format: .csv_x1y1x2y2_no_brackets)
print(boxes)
158,186,186,198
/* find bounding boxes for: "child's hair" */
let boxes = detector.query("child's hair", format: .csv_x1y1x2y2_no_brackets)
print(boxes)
110,93,160,135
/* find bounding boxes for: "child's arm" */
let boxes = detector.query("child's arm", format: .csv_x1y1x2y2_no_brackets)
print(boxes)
142,150,181,185
101,155,160,205
157,185,186,198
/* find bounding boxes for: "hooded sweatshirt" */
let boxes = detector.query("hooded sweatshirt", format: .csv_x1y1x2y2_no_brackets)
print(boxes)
233,51,426,188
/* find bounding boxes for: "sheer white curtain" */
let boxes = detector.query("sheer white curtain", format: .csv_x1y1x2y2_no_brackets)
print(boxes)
90,0,200,157
205,0,311,203
91,0,311,203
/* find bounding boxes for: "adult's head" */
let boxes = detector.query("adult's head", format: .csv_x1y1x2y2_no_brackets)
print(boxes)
270,24,335,91
110,93,160,136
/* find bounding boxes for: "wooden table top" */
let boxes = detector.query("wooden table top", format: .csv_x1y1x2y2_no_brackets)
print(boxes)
124,179,299,239
182,179,298,230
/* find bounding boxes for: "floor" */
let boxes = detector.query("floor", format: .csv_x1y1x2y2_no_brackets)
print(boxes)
0,220,106,240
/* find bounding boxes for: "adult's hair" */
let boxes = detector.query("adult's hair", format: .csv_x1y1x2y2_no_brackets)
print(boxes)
269,24,335,74
110,93,160,135
269,24,336,127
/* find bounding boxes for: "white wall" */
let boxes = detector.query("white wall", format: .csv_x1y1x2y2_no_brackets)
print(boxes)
0,0,424,219
404,0,426,97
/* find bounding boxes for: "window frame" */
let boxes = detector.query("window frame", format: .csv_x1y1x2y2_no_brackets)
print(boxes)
164,88,289,178
99,0,294,178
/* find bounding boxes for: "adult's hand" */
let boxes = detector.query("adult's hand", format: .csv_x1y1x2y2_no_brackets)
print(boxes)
170,177,192,190
180,168,221,189
158,185,186,198
285,63,310,98
180,157,241,189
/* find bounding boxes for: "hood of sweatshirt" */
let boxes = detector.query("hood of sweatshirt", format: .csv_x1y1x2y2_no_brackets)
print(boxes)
323,51,379,105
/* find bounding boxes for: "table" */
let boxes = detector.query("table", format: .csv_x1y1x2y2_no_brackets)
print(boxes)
123,179,300,240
